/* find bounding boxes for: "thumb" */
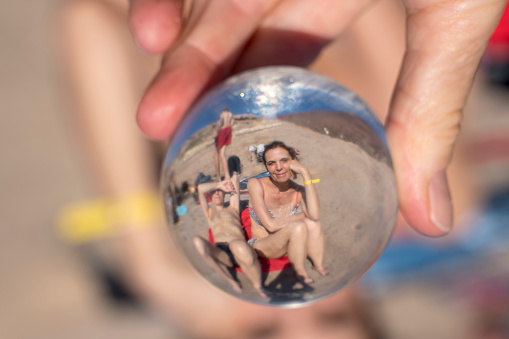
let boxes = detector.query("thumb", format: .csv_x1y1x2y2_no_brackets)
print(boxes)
386,107,458,236
386,0,506,236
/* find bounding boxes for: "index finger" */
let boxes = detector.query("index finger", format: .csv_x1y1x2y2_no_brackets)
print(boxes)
136,0,278,140
129,0,185,54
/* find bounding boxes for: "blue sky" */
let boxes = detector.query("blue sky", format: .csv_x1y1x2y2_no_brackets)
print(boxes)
164,67,386,166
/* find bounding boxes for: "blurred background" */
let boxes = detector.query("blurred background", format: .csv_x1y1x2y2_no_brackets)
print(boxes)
1,0,508,338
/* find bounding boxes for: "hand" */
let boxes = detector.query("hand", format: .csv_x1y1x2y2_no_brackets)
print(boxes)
289,159,309,177
218,180,235,194
129,0,507,237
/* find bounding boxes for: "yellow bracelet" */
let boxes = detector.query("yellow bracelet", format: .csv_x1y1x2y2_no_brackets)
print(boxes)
303,179,320,185
56,191,164,244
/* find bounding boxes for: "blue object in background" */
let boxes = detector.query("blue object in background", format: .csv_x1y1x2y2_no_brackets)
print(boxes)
363,188,509,287
176,205,188,217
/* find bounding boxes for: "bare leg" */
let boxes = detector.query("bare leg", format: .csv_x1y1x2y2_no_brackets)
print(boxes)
219,146,230,180
193,236,242,293
228,240,266,298
214,147,221,179
253,221,313,284
304,219,329,276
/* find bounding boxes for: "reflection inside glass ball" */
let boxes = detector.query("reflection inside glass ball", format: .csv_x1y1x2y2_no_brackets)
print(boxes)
161,67,398,306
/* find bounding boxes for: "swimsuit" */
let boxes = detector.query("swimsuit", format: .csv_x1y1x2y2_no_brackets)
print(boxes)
248,178,300,228
215,242,239,268
215,126,232,148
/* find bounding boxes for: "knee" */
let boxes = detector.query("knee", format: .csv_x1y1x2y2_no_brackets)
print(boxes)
229,240,255,264
304,219,322,235
193,236,207,255
288,220,308,238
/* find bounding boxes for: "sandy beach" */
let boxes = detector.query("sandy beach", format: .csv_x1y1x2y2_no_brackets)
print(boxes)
163,111,397,304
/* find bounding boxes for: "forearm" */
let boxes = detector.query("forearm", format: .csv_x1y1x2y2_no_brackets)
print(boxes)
58,2,159,197
264,221,284,233
197,181,221,195
301,170,320,220
264,213,305,233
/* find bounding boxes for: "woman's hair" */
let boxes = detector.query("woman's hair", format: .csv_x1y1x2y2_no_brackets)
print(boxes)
262,141,299,165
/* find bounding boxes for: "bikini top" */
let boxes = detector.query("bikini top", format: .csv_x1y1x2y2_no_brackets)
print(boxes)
249,178,300,227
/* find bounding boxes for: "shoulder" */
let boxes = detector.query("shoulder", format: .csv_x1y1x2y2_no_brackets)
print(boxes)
247,177,259,186
247,178,263,194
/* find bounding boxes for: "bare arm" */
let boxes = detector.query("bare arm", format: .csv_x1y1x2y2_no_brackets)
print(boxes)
197,182,214,220
290,161,319,221
228,172,240,211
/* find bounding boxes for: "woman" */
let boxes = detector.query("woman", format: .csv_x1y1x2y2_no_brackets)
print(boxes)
247,141,328,283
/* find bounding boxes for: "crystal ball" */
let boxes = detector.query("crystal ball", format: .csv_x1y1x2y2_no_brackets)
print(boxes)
161,66,398,306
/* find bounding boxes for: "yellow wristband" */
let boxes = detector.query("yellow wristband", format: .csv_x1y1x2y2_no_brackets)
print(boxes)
303,179,320,185
56,191,163,244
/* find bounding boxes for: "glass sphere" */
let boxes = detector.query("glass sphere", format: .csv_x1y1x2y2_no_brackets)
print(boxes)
161,66,398,307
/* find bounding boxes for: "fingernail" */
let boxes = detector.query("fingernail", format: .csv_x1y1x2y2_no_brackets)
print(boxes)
428,171,453,233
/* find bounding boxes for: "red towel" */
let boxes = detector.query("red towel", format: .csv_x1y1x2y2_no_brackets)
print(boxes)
490,3,509,46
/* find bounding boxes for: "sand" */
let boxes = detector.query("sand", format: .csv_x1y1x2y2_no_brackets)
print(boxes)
163,112,398,305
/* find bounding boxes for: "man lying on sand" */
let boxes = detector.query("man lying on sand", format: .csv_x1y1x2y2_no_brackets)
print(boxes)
193,172,266,297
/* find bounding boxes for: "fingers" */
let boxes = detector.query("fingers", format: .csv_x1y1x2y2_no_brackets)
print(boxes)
219,179,235,191
386,0,507,236
137,0,279,140
128,0,185,54
233,0,375,71
289,161,303,173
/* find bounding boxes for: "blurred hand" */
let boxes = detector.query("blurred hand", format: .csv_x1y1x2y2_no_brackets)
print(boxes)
218,179,235,193
289,159,309,177
129,0,507,236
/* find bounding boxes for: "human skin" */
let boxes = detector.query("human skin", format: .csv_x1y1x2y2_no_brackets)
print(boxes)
213,109,233,180
195,175,265,296
248,147,327,281
54,1,393,337
128,0,508,237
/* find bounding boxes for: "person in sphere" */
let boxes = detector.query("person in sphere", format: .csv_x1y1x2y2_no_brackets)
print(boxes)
247,141,329,283
194,172,266,297
213,109,233,180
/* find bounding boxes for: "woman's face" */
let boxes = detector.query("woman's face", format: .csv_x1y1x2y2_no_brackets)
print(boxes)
265,147,293,183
